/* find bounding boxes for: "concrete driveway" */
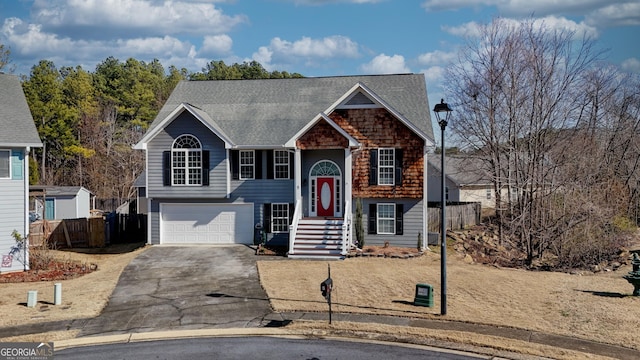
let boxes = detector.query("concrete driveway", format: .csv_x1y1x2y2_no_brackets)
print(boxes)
79,245,273,337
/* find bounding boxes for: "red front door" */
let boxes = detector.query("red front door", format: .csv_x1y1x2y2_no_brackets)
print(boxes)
317,177,334,217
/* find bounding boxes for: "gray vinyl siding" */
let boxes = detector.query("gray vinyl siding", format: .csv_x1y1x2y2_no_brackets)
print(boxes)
147,180,293,244
0,164,26,273
360,198,424,248
147,112,227,198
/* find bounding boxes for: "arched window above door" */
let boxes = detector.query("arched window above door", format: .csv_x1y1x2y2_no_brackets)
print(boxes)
310,160,341,177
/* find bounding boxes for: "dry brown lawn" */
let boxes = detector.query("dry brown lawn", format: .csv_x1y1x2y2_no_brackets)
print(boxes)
257,251,640,352
0,244,147,341
1,242,638,359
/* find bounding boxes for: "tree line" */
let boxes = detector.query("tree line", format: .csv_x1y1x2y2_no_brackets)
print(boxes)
0,51,302,203
445,18,640,269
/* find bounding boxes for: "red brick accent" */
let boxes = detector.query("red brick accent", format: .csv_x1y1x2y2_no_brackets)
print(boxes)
297,120,349,149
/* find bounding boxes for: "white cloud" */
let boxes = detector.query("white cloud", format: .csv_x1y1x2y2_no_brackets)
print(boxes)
360,54,410,74
2,16,198,71
201,34,233,55
31,0,247,39
290,0,383,4
586,2,640,27
621,58,640,73
417,50,457,66
251,35,360,71
269,36,359,58
442,21,482,38
444,16,598,39
421,65,445,84
423,0,607,16
424,0,639,29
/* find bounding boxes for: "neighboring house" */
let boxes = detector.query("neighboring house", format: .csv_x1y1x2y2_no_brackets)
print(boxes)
0,73,43,273
134,74,435,258
427,156,496,208
30,186,94,220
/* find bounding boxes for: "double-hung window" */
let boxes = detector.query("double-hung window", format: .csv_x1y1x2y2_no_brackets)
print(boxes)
0,150,9,178
271,203,290,233
172,135,202,185
274,150,290,179
377,203,396,234
378,148,395,185
240,150,255,179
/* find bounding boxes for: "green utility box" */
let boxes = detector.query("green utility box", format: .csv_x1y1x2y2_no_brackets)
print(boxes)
414,283,433,307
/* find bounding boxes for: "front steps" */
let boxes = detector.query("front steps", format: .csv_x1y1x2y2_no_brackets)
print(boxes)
288,218,345,260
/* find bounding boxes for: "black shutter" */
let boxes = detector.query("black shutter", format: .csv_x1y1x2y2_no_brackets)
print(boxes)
395,204,404,235
255,150,263,179
230,150,239,180
264,203,271,233
288,203,294,227
394,149,403,186
163,151,171,186
289,152,294,179
266,150,274,179
368,203,377,234
202,150,210,186
369,149,378,185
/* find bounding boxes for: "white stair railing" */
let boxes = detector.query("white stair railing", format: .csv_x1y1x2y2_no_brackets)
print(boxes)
288,200,302,255
341,200,351,255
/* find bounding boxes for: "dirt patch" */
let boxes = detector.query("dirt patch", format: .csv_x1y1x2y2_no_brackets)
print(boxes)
348,245,423,258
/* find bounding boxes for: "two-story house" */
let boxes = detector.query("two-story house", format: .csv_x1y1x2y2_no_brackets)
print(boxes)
134,74,435,259
0,73,43,273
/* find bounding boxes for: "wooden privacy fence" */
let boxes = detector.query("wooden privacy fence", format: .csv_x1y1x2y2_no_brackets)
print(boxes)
28,213,147,248
427,202,481,233
29,217,106,248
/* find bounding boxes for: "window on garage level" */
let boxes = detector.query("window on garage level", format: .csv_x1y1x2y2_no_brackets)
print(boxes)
263,202,294,233
271,203,290,233
163,135,209,186
368,203,404,235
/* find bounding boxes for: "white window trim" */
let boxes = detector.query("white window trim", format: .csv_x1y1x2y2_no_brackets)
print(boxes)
273,150,290,179
171,135,202,186
271,203,290,233
240,150,255,180
378,148,395,186
0,150,10,179
377,203,396,235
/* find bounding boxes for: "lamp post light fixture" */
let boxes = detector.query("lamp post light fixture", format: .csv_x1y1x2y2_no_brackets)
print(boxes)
433,99,452,316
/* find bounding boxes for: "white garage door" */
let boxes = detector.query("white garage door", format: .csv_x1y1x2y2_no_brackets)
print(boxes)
161,203,254,244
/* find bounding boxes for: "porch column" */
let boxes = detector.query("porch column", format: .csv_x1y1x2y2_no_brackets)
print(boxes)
422,145,429,251
295,148,302,203
344,148,353,205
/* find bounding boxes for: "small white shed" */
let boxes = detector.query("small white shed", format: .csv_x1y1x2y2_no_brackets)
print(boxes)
31,186,94,220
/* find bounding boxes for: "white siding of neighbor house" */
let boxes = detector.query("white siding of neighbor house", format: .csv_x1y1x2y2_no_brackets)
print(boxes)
146,112,228,199
0,150,27,273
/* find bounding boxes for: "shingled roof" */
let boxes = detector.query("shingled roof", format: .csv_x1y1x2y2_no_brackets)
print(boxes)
0,73,42,147
144,74,434,147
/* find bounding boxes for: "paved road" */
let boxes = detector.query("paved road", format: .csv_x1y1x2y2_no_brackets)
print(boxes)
55,336,488,360
79,246,273,336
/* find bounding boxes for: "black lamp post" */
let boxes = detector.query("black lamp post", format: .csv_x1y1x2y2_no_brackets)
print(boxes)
433,99,452,316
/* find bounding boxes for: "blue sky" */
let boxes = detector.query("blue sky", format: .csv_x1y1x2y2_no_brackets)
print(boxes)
1,0,639,115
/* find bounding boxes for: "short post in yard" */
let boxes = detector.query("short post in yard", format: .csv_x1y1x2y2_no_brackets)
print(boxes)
320,264,333,324
433,99,453,316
